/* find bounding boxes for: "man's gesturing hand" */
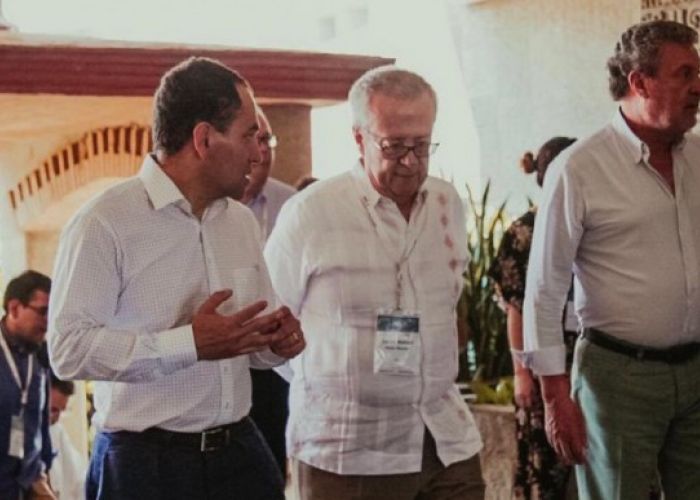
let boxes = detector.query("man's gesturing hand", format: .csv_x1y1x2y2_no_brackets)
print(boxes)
192,290,292,360
266,307,306,359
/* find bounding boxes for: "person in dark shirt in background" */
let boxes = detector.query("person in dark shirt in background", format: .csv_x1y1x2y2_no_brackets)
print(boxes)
0,270,54,499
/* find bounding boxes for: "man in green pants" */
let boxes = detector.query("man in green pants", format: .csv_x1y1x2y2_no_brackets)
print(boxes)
524,20,700,499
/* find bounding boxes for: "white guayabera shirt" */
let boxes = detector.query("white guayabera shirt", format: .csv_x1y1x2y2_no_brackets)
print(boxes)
48,156,284,433
264,165,482,475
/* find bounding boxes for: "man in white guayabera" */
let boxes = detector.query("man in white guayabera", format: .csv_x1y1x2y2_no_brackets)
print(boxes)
265,66,484,500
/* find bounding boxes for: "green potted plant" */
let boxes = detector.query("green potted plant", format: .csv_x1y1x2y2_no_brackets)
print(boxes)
457,181,513,403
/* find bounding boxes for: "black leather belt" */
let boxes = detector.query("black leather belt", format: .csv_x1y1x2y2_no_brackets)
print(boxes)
582,328,700,364
126,416,253,452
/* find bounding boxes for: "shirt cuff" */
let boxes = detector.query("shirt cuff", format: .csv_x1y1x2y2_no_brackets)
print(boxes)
273,362,294,382
249,348,286,369
155,325,198,375
527,344,567,376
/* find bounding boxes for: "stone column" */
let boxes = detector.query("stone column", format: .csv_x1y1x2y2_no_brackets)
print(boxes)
262,104,312,187
469,403,517,500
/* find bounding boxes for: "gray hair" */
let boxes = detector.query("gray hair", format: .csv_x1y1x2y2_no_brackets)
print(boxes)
607,20,698,101
348,65,437,128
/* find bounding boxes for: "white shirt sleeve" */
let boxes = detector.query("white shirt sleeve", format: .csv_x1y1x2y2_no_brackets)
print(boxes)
248,213,290,369
48,212,198,382
523,157,585,375
263,199,308,317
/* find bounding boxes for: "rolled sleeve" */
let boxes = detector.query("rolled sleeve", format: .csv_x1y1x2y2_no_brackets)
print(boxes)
523,155,584,376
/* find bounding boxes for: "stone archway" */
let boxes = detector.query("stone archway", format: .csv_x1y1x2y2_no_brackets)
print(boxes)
8,124,152,232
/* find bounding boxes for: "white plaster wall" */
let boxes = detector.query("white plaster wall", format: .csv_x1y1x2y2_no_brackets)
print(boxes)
448,0,640,213
0,137,64,280
305,0,482,194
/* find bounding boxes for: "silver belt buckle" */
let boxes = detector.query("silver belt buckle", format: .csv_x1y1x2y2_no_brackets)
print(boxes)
200,427,225,452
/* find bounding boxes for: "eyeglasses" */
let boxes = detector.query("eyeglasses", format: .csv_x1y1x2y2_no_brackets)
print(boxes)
365,130,439,160
258,133,278,149
25,304,49,317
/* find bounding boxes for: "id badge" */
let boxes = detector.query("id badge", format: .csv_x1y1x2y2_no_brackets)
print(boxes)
8,413,24,459
373,310,421,375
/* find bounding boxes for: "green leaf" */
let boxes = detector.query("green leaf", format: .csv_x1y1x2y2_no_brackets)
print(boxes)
457,179,514,388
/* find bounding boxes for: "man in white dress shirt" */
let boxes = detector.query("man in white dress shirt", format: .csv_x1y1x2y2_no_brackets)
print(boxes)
48,57,305,500
265,66,484,500
241,107,296,478
47,374,86,500
523,20,700,499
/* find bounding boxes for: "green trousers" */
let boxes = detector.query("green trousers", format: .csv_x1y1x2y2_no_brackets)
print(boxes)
572,337,700,500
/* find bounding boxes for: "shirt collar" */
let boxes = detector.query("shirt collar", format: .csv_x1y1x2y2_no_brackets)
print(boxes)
351,161,428,208
139,154,230,216
139,154,188,210
611,108,648,164
611,108,689,164
247,185,268,209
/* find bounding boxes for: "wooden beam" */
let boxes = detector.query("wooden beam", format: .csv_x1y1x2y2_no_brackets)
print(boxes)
0,41,394,103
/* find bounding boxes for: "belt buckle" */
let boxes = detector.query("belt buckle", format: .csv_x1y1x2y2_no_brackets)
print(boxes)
200,427,225,452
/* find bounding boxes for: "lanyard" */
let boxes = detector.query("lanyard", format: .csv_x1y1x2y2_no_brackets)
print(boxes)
361,195,427,310
0,333,33,407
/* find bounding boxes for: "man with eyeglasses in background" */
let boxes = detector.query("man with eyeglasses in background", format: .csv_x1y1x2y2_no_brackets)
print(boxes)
240,106,296,480
1,270,55,499
264,66,484,500
240,107,296,240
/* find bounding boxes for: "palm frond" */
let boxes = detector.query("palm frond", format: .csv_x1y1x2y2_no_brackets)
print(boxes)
457,181,512,383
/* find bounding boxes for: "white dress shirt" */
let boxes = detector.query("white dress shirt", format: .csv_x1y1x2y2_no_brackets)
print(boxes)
524,110,700,375
247,177,296,241
264,165,482,475
49,422,86,500
48,156,284,433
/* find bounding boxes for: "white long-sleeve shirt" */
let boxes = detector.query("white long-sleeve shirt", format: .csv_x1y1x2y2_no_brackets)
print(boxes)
264,165,482,475
48,156,283,433
49,422,86,500
523,110,700,375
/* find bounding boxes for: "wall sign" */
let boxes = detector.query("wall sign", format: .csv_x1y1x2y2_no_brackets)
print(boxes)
641,0,700,29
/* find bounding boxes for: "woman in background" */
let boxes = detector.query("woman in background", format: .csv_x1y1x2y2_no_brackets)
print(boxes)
489,136,577,500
